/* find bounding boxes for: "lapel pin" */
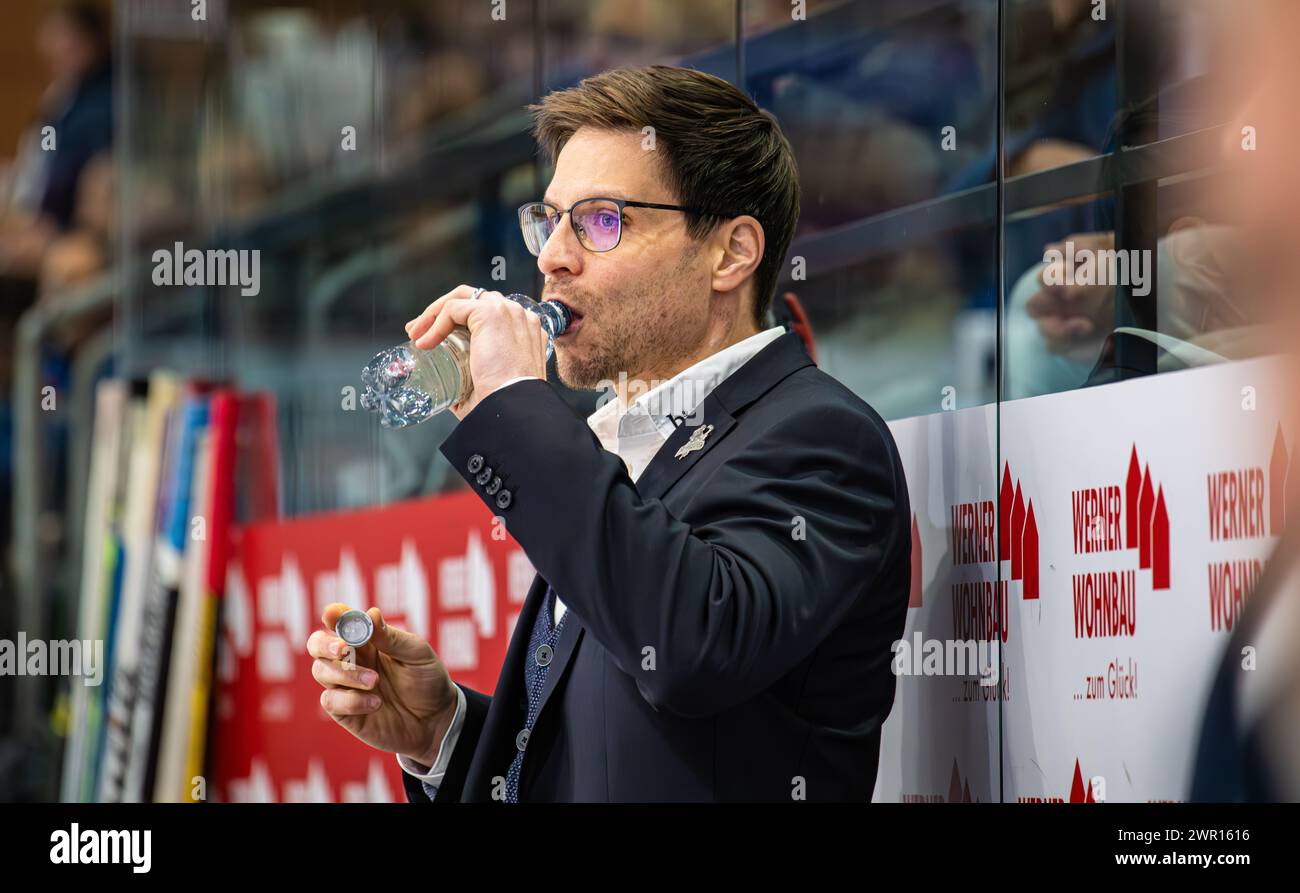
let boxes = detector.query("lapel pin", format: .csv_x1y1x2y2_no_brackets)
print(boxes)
675,423,714,460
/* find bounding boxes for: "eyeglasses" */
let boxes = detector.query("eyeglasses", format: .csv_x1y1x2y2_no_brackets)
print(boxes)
518,196,726,256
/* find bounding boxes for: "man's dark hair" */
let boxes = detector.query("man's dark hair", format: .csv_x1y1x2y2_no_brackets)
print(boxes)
529,64,800,328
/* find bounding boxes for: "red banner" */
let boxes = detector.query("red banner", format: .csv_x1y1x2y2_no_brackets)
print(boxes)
211,490,530,801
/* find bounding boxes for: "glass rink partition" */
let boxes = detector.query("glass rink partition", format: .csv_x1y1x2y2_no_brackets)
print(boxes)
3,0,1293,803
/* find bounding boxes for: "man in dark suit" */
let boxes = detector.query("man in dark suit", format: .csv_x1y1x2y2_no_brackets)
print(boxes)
308,65,911,802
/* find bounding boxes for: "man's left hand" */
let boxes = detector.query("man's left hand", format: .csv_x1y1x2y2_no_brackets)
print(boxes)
404,284,548,420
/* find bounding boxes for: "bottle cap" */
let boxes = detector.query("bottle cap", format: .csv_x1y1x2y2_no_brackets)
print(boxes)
335,609,375,648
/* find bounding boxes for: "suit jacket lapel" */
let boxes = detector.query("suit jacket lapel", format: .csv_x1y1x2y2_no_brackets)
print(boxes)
633,403,737,500
635,331,815,501
463,574,547,800
466,573,587,797
532,611,584,721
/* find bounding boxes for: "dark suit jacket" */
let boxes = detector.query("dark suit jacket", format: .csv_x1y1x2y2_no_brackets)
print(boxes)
403,330,911,802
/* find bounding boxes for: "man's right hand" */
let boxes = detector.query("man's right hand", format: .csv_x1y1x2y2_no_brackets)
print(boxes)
308,603,458,768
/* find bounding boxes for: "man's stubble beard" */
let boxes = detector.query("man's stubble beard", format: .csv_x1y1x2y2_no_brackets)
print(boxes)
554,315,633,391
554,247,705,392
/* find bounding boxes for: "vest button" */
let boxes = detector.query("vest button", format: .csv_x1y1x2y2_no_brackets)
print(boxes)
515,728,530,752
535,644,554,667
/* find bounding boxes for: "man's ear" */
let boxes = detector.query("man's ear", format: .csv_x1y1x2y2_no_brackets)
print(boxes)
710,215,764,296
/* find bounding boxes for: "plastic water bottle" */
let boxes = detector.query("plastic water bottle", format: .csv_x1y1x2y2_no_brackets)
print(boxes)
360,293,571,428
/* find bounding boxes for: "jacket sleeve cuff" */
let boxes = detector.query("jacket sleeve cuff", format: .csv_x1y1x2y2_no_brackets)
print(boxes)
440,378,593,519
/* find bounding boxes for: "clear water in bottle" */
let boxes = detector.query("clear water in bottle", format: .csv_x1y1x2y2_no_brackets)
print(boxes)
360,293,571,428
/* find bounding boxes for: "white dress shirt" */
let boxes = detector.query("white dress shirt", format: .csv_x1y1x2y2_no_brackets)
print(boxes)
398,325,787,789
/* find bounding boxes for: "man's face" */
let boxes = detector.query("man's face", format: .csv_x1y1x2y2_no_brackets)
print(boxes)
537,127,714,391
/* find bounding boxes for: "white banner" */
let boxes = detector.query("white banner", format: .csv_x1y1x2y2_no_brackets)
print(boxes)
875,356,1290,802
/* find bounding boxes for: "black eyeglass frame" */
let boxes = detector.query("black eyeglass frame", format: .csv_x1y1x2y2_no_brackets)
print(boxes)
517,196,738,255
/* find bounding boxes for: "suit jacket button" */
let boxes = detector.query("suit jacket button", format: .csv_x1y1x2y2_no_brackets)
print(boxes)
467,454,484,474
475,466,493,486
535,644,554,667
485,475,502,495
495,489,512,510
515,728,530,752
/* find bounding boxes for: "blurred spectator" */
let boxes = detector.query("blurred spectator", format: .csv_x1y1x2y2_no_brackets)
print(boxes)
1005,0,1117,175
40,151,114,353
0,3,113,611
1004,220,1278,398
0,2,112,278
1002,0,1280,397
